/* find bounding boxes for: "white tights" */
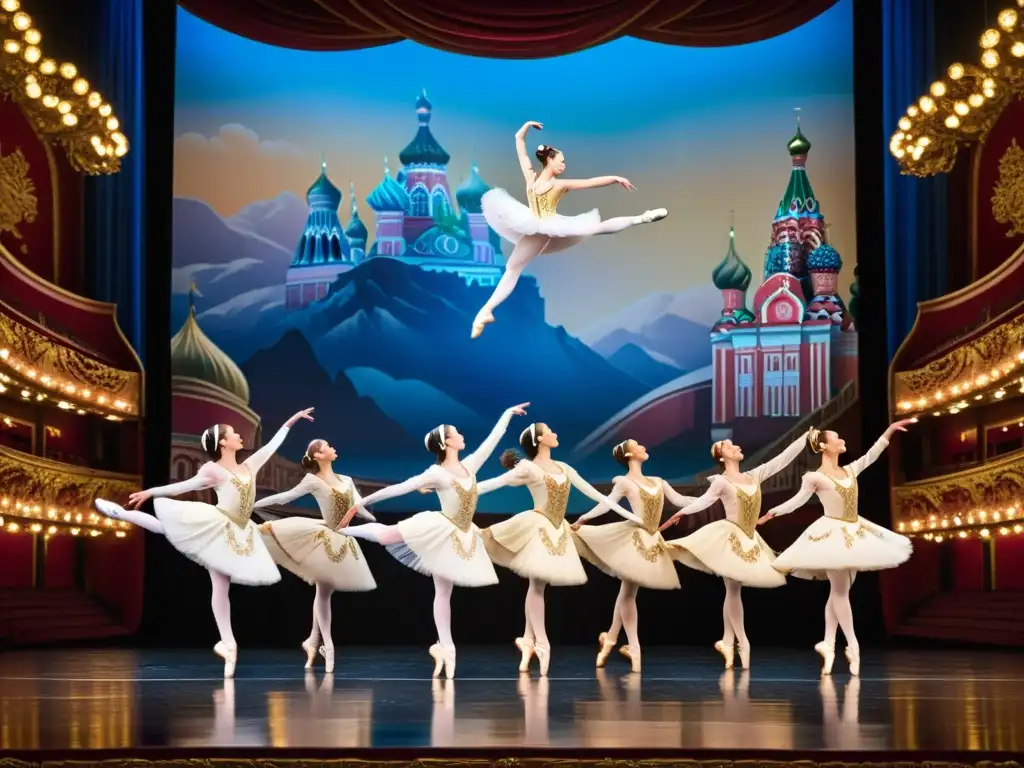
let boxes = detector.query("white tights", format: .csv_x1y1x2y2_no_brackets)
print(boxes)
475,215,646,323
722,578,749,650
306,583,334,650
520,578,549,648
603,581,641,653
342,522,403,546
824,569,858,651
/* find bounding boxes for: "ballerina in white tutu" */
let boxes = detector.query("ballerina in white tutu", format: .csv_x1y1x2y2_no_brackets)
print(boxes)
471,120,669,339
339,404,530,679
570,439,696,673
477,422,644,676
252,438,377,673
659,430,811,670
93,407,314,677
757,420,915,676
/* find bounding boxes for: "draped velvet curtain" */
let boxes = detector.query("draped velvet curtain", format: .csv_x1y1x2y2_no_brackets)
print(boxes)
881,0,948,360
176,0,839,56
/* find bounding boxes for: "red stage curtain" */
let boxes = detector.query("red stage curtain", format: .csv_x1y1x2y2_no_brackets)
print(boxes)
177,0,839,57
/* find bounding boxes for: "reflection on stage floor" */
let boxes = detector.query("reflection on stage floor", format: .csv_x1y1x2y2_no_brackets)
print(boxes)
0,647,1022,752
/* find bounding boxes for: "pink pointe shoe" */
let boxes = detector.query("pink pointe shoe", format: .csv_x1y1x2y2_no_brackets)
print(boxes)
214,641,237,679
845,646,860,676
534,642,551,677
515,637,535,673
714,640,734,669
302,639,318,669
471,311,494,340
318,644,335,674
596,632,616,668
816,641,836,676
429,643,456,679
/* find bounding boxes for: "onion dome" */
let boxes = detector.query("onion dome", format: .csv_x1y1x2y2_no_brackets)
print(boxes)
306,157,342,211
398,89,451,166
367,157,410,213
807,242,842,272
712,228,752,291
787,124,812,156
345,181,368,243
764,241,807,278
171,285,250,403
455,162,490,214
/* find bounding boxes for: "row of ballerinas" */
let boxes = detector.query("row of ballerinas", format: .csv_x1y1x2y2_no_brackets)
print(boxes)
94,405,914,680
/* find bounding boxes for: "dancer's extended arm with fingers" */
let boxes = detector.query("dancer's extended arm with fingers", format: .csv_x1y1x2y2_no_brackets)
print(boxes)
758,474,821,525
661,479,697,509
463,403,530,475
253,474,317,508
515,121,540,181
350,466,441,515
126,462,222,509
476,460,534,495
557,176,635,192
564,465,643,525
572,477,629,528
750,431,810,483
245,408,315,473
847,419,914,477
659,478,722,531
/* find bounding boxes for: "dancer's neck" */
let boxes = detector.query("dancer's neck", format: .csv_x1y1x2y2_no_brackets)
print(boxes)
314,460,334,479
721,460,747,482
819,454,841,472
626,460,646,482
440,453,463,473
533,446,556,469
216,452,241,473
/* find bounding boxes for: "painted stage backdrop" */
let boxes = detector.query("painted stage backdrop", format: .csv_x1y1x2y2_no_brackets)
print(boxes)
171,1,858,507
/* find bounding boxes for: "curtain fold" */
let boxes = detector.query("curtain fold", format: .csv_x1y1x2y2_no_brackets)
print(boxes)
176,0,839,57
881,0,948,361
84,0,146,357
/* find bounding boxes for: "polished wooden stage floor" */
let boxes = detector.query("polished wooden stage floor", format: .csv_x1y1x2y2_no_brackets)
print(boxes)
0,646,1022,758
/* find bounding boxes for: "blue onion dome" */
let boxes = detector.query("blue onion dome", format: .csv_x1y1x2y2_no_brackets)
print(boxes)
366,158,410,213
807,242,842,272
306,159,342,210
787,122,812,156
399,88,451,166
345,183,368,242
456,162,490,214
712,228,752,291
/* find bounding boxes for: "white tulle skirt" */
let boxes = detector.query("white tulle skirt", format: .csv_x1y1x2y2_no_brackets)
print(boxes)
482,188,601,254
385,511,498,587
483,510,588,586
259,518,376,591
153,498,281,586
667,520,787,588
572,522,681,590
773,515,913,580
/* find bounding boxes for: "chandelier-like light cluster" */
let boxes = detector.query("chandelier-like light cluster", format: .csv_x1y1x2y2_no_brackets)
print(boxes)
889,1,1024,176
0,0,128,174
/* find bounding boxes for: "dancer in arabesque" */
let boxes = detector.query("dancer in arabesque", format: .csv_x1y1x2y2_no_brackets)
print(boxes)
94,408,315,677
570,439,697,672
476,422,646,676
339,404,530,679
758,420,915,676
660,429,812,670
252,438,377,673
472,120,668,339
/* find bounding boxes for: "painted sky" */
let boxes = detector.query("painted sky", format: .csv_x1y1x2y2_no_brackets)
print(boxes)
173,1,855,335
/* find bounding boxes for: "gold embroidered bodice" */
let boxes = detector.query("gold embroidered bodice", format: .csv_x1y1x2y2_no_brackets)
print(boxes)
825,470,859,523
327,488,354,529
218,474,255,528
733,484,763,538
527,185,565,218
445,478,478,532
539,468,570,527
635,480,664,534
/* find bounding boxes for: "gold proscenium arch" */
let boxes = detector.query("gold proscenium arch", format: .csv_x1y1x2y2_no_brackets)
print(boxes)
0,0,129,174
889,1,1024,177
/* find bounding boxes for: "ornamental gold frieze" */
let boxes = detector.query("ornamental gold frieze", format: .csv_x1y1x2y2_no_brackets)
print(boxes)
0,309,140,414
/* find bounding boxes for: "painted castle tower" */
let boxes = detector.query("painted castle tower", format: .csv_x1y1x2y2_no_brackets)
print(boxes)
709,119,858,442
285,90,502,310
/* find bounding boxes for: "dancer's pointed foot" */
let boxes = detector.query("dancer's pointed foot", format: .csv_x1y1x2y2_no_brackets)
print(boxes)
626,648,641,674
430,643,456,679
470,311,494,340
714,640,734,669
515,637,535,673
738,643,751,670
94,498,125,520
641,208,668,224
302,639,318,669
845,646,860,677
319,644,335,674
618,644,633,662
429,643,444,678
815,641,836,676
214,641,237,679
596,632,616,668
535,642,551,677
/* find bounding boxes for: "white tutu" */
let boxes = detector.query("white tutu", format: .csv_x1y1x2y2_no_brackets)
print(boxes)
260,518,376,591
154,498,280,586
483,510,588,586
384,511,498,587
482,188,601,252
668,519,786,588
573,522,680,590
773,516,913,580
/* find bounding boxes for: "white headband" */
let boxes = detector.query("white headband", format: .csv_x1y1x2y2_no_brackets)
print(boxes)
615,440,629,455
201,424,219,452
520,424,537,446
425,424,448,451
537,144,545,151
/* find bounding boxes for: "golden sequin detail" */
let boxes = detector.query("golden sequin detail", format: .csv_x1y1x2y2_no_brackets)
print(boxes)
314,529,359,562
539,526,569,556
217,474,255,529
826,470,859,523
327,487,354,529
446,478,478,532
728,532,761,563
631,530,665,562
527,185,566,218
450,529,478,560
807,531,832,542
636,480,664,534
539,468,570,528
733,484,763,538
224,522,254,556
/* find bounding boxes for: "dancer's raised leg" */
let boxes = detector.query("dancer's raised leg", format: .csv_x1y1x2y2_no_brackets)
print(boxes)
94,499,164,534
592,209,668,235
342,522,404,546
313,582,335,672
472,235,549,338
209,569,238,678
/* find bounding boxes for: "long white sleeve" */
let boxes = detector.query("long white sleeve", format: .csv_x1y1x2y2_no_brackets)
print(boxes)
358,467,438,508
750,434,808,483
564,465,643,524
768,474,820,517
244,426,290,473
661,479,697,509
846,436,890,477
476,462,532,495
253,474,315,508
345,476,376,520
576,478,628,523
462,409,514,475
146,463,221,498
673,479,723,516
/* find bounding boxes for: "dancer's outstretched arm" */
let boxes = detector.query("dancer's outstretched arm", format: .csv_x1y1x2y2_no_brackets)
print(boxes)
476,461,533,495
847,420,913,477
563,465,643,525
354,467,440,512
245,408,314,473
463,403,529,475
661,479,698,509
127,462,223,508
253,474,316,508
557,175,634,192
515,121,541,181
574,477,629,524
759,474,821,524
660,479,722,530
346,477,376,521
749,431,810,483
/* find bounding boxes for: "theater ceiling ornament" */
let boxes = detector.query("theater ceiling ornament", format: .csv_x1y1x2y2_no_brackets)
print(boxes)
889,1,1024,176
0,0,128,174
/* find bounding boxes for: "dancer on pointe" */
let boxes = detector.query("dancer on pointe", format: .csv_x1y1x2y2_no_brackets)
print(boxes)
471,120,668,339
477,422,645,676
94,408,315,677
758,420,915,676
252,439,377,673
660,429,812,670
339,404,530,679
570,439,697,673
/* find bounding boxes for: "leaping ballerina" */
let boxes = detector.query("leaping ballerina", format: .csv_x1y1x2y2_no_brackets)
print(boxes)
471,121,668,339
252,439,377,673
659,430,811,670
757,420,915,676
337,404,530,679
93,408,315,677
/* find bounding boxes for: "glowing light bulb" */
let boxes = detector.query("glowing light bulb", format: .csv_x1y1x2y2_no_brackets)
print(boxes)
930,81,947,97
39,58,55,74
41,94,58,108
1012,41,1024,57
1,0,21,12
12,12,32,30
969,93,985,107
22,44,40,63
948,63,965,79
919,95,936,112
25,82,41,99
981,28,1001,47
114,144,128,157
57,100,71,114
917,136,931,146
87,91,102,108
106,116,119,131
945,115,960,129
3,39,20,54
72,78,89,95
23,28,40,45
899,116,912,130
99,103,112,117
998,8,1018,29
981,49,1000,68
59,62,77,79
61,113,77,127
907,105,920,117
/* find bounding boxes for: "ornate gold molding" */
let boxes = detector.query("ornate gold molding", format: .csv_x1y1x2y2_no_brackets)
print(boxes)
0,309,140,415
992,138,1024,237
0,443,137,535
0,0,128,174
0,144,37,243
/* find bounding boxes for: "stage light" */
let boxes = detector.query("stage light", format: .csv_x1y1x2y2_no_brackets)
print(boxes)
12,11,31,30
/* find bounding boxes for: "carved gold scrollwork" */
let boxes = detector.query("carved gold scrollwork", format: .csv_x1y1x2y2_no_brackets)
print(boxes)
992,138,1024,238
0,145,38,243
